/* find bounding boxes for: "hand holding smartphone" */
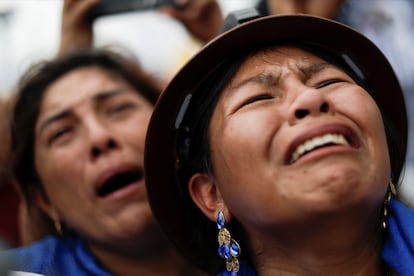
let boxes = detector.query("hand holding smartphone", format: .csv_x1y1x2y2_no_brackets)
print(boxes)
89,0,178,19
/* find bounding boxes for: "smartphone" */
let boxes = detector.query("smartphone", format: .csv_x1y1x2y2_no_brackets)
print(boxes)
89,0,178,19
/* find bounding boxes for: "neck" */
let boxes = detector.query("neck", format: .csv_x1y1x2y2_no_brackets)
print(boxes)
248,208,387,275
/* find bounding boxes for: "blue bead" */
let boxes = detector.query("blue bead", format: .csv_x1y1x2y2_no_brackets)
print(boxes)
218,244,231,260
230,239,241,257
217,211,225,229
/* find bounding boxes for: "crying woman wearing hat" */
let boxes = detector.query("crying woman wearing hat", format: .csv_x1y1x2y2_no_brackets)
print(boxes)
145,11,414,276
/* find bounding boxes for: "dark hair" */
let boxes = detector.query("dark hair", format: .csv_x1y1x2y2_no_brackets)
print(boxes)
176,53,248,272
0,98,12,185
11,49,160,206
176,44,405,273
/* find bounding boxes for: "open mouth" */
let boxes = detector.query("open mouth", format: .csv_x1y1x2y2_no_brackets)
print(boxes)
97,170,143,197
289,133,351,164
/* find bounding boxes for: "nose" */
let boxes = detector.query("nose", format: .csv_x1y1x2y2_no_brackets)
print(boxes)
88,120,120,159
91,138,118,158
287,88,334,125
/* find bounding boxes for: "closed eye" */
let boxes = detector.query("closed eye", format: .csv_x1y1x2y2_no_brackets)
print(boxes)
317,79,344,88
48,127,72,145
239,94,274,109
108,103,135,115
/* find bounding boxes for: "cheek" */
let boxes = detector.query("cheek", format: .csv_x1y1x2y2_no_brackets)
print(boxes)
334,89,390,177
212,117,259,172
117,114,150,150
210,110,284,200
216,109,283,161
34,141,85,195
334,89,386,139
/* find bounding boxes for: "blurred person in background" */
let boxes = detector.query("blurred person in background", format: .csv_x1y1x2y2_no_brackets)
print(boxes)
58,0,223,86
0,93,55,249
13,0,224,248
1,49,205,275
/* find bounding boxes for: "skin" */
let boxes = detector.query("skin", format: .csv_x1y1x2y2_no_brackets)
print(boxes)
159,0,223,43
33,67,193,275
266,0,346,19
59,0,223,55
190,47,390,275
58,0,99,55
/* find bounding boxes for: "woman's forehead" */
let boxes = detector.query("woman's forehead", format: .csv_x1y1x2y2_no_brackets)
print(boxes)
225,46,342,90
242,46,330,68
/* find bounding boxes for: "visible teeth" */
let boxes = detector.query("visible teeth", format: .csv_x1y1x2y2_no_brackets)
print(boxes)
290,133,349,163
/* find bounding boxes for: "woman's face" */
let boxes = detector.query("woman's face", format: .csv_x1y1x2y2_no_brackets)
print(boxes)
208,47,390,234
34,67,156,250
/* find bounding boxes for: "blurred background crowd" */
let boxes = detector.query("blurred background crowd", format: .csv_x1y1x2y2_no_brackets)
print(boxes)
0,0,256,96
0,0,414,253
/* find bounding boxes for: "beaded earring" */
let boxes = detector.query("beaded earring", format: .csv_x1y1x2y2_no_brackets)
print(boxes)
381,179,397,231
217,211,241,275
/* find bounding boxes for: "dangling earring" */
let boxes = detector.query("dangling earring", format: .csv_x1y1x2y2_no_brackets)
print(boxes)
54,219,63,236
381,179,397,231
50,210,63,236
217,211,241,274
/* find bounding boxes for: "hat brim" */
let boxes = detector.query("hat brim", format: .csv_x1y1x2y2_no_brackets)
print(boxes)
145,14,407,272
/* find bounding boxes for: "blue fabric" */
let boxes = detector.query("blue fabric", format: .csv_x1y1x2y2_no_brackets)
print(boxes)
382,198,414,276
216,198,414,276
3,198,412,276
0,235,112,275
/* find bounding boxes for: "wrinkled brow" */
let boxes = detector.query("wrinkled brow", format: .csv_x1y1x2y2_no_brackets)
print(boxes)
228,61,334,93
38,89,130,135
298,62,334,79
229,72,282,92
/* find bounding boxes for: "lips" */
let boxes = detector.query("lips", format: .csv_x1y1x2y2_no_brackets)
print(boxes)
286,124,359,165
95,166,143,198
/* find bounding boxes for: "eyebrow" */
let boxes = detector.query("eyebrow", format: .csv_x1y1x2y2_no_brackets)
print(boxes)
38,89,130,135
298,62,334,79
93,89,130,102
229,72,282,92
228,61,334,92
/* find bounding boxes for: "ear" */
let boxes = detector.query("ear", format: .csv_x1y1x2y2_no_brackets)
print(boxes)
188,173,225,223
33,187,60,222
